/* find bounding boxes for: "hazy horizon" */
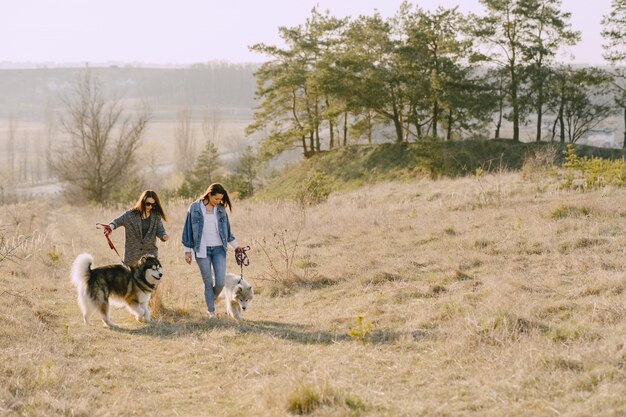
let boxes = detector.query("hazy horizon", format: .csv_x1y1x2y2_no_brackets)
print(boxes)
1,0,615,67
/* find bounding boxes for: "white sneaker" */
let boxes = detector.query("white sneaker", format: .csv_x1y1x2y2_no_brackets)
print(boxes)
207,311,217,319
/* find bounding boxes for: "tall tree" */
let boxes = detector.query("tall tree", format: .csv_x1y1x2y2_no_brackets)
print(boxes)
398,5,471,139
48,70,150,204
229,146,259,199
521,0,580,142
602,0,626,64
307,11,349,150
340,13,407,142
601,0,626,148
546,66,613,143
178,139,223,198
474,0,530,142
248,22,313,158
486,68,509,139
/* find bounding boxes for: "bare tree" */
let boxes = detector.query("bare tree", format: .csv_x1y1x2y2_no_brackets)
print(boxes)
201,106,222,145
174,105,196,175
48,70,150,204
33,133,44,182
0,226,26,266
20,131,29,183
44,98,57,180
6,115,18,183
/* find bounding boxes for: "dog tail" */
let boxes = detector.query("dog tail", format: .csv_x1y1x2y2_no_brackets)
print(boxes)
70,253,93,290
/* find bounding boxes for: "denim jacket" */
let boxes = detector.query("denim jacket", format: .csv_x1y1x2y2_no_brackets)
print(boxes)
182,201,237,256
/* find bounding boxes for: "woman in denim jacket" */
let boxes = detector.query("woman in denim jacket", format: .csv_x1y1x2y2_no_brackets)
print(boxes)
182,183,243,318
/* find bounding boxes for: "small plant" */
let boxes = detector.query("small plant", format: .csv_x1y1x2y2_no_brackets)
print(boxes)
347,315,373,342
256,228,309,296
444,226,456,235
296,170,331,206
546,324,588,342
549,205,590,219
47,245,61,264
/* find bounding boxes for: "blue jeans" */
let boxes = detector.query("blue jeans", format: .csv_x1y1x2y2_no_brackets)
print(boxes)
195,246,226,313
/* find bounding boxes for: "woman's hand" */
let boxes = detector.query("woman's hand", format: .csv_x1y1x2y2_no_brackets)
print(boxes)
235,247,243,254
184,252,192,264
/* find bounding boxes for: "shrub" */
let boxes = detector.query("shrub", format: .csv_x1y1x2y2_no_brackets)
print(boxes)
286,384,366,415
296,171,331,206
108,176,146,205
287,385,321,415
46,245,61,265
521,144,559,179
561,144,626,189
347,315,373,342
550,205,590,219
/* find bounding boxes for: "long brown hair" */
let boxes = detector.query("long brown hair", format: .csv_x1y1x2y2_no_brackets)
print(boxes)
199,183,233,212
133,190,167,221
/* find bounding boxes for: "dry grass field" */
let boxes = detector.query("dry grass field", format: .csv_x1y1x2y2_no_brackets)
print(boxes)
1,171,625,416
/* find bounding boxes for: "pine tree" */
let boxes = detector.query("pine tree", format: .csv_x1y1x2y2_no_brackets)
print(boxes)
178,140,222,198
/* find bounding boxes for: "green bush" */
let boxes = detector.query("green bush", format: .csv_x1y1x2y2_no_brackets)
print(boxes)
296,171,331,206
561,144,626,189
109,176,145,205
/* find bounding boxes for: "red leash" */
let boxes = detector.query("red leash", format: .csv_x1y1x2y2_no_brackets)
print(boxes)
96,223,122,258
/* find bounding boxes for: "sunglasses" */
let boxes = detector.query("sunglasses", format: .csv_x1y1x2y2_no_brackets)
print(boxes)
145,202,156,207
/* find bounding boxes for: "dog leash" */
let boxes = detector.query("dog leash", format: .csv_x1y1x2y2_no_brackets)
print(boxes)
235,245,251,279
96,223,122,259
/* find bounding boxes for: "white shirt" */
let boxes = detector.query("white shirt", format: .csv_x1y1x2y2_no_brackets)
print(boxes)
183,203,239,258
201,204,223,251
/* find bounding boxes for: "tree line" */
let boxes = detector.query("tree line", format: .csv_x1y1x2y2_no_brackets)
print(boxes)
7,0,625,205
247,0,626,158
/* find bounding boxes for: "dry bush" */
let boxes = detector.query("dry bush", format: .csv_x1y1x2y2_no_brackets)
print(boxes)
521,144,560,180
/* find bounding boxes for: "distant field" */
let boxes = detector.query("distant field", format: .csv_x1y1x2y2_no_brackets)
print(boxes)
0,117,257,189
0,113,623,177
0,171,624,416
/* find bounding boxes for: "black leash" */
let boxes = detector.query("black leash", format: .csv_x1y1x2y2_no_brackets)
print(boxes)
235,245,251,279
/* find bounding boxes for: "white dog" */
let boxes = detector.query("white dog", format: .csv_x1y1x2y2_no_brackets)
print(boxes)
220,273,254,320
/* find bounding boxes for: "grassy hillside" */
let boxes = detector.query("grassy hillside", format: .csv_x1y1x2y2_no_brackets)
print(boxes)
261,139,626,200
0,170,624,416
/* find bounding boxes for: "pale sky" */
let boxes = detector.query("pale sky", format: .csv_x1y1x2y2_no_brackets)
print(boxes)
0,0,613,66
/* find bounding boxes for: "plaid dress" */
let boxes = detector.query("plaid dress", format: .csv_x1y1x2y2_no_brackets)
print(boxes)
109,210,167,266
